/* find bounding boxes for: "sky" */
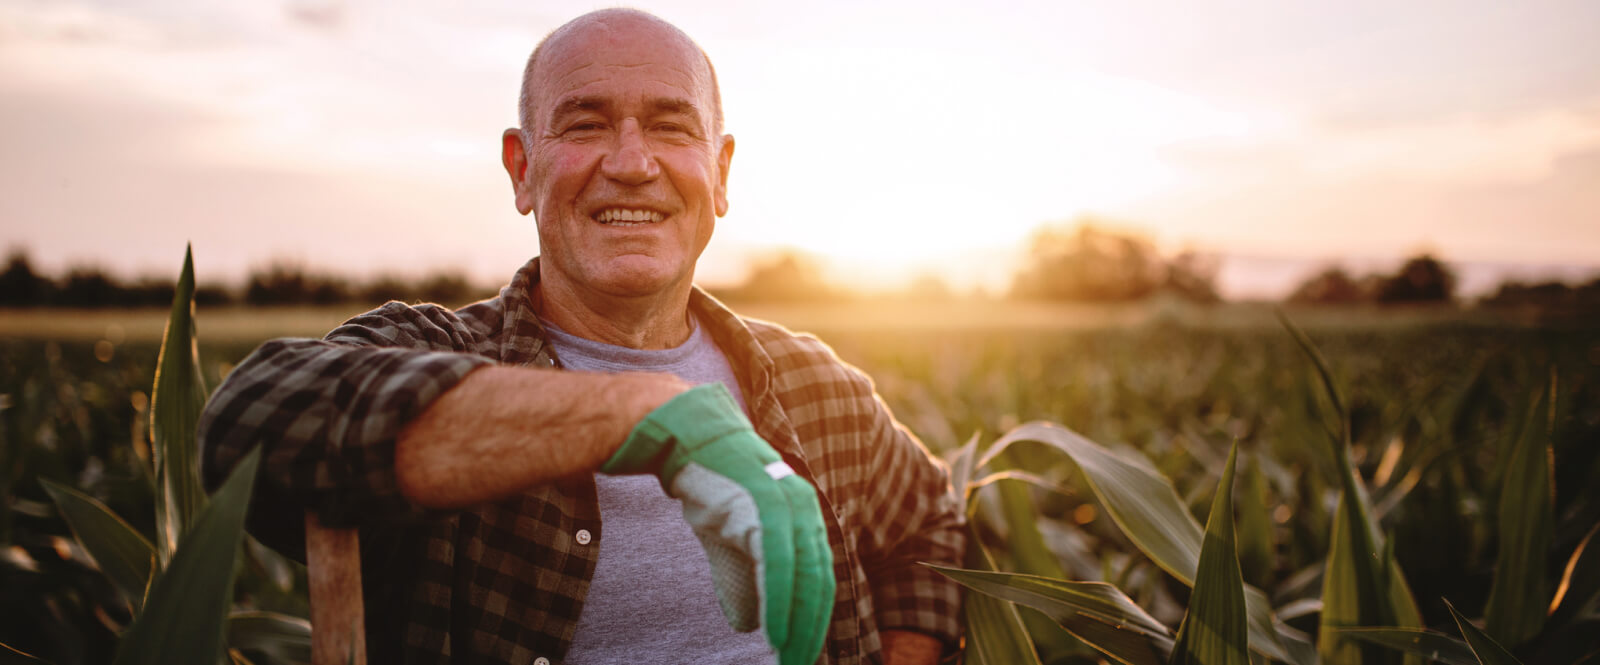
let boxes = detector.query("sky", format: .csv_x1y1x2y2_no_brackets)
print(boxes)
3,0,1598,298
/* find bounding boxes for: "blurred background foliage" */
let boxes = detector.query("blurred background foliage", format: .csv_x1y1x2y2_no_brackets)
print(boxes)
9,219,1600,317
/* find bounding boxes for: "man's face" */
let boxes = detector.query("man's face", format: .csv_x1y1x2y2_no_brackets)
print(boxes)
504,17,734,301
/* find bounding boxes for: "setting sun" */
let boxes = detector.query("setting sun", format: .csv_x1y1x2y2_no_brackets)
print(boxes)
717,45,1262,290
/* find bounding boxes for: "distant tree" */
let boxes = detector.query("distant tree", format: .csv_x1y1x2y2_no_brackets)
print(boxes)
1287,266,1369,305
0,251,53,306
1009,221,1216,302
360,274,413,305
1482,277,1600,319
1163,250,1221,303
719,252,842,303
1483,281,1570,309
56,266,122,307
194,284,234,306
0,251,233,307
124,278,177,307
1010,223,1162,301
1581,276,1600,304
1375,254,1456,304
245,262,351,306
416,271,478,306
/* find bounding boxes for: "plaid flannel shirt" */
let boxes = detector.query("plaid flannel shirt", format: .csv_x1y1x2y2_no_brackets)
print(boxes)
199,257,965,665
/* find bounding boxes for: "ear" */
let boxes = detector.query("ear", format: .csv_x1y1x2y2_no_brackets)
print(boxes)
502,128,536,216
714,134,735,217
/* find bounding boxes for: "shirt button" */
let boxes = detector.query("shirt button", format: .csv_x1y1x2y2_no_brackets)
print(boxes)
575,529,592,545
534,658,550,665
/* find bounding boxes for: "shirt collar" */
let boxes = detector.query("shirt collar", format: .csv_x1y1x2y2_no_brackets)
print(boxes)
496,256,782,435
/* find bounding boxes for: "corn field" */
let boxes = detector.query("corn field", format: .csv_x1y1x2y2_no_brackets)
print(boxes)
1,250,1597,663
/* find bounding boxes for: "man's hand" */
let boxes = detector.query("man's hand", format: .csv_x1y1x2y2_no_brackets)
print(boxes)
882,630,944,665
602,384,835,665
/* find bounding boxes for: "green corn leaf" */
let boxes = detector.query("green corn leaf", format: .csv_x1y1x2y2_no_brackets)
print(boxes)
965,470,1078,507
963,434,1088,663
1444,599,1524,665
0,641,54,664
994,480,1069,579
1320,487,1408,665
1169,444,1249,665
1384,537,1424,635
113,446,260,665
1334,628,1477,665
928,565,1171,665
961,541,1045,665
1548,519,1600,624
149,244,209,567
979,425,1202,588
995,476,1093,662
1483,384,1554,647
1236,456,1276,590
948,433,1046,665
944,431,981,500
225,611,312,664
39,479,157,613
964,592,1042,665
978,422,1309,664
1275,309,1347,458
1278,312,1417,665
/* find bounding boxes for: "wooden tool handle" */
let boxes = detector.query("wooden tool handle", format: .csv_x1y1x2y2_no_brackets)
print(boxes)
305,512,367,665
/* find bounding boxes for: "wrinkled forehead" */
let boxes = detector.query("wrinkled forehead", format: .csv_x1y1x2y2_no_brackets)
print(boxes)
531,16,715,122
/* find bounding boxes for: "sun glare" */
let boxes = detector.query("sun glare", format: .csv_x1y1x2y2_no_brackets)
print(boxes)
718,45,1258,290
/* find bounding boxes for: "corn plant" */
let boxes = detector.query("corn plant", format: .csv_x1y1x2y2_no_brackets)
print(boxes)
932,313,1600,665
1,247,309,665
935,421,1314,664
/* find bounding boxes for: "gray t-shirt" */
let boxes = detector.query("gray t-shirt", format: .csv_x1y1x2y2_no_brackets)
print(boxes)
545,316,777,665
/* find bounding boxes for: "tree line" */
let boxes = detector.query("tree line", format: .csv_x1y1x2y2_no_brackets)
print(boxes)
5,223,1598,311
0,252,495,308
1285,254,1600,313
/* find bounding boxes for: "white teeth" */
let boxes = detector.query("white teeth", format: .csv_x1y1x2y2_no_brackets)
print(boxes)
594,208,664,225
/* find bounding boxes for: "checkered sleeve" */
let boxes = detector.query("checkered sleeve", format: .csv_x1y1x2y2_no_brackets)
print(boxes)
854,383,967,650
198,301,496,559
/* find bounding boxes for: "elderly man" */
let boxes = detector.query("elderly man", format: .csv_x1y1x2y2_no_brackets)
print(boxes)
200,8,963,665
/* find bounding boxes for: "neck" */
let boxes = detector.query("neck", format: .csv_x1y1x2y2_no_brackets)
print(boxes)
532,276,694,350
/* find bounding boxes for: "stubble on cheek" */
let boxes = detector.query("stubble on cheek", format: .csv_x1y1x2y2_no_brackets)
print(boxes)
529,147,594,229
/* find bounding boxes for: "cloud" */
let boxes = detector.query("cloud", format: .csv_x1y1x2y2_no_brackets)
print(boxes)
1134,138,1600,267
0,2,164,46
1165,99,1600,185
0,82,535,283
284,1,345,32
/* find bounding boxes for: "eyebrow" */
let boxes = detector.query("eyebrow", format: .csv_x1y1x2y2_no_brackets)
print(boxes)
648,98,704,128
549,95,706,129
550,96,607,124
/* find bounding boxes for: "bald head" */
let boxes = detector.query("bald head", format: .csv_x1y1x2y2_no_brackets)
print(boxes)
517,9,723,146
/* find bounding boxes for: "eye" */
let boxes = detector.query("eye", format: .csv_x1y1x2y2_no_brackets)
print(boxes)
566,121,605,133
654,122,691,134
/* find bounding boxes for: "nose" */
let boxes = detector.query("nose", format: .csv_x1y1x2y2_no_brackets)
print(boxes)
600,118,659,185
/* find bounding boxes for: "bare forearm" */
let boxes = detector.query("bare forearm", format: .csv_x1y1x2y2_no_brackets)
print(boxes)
882,630,944,665
395,365,688,508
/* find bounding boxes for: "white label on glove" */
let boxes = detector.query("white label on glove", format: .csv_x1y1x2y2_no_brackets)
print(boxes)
764,461,795,480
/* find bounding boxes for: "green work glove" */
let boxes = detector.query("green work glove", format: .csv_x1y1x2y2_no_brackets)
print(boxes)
602,383,834,665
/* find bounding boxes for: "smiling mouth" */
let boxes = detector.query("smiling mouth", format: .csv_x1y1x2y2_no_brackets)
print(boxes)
592,207,666,227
